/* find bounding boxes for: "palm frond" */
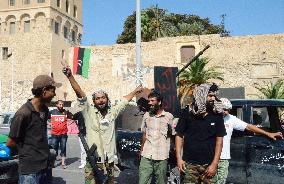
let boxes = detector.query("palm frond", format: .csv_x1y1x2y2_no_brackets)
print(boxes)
178,58,223,86
255,79,284,99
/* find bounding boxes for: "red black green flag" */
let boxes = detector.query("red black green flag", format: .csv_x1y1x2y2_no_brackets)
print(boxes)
73,47,91,78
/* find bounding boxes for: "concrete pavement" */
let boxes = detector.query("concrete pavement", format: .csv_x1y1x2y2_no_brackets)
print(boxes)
52,135,139,184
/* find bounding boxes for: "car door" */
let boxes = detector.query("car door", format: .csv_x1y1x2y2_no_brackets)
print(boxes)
246,106,284,184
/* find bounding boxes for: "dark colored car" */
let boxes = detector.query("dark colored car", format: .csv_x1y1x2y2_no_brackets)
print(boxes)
0,112,53,184
227,99,284,184
0,113,18,184
116,99,284,184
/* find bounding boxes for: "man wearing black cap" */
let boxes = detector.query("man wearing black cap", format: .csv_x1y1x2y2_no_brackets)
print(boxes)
7,75,57,184
175,83,226,184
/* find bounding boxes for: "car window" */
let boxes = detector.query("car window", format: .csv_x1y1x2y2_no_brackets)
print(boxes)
279,108,284,132
251,106,282,133
231,107,243,120
3,115,12,125
251,107,270,129
231,107,248,138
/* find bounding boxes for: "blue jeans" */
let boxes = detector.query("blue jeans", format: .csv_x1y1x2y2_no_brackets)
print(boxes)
19,168,52,184
51,134,68,157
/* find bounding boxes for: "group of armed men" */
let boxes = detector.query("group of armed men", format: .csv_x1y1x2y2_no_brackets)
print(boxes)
6,66,283,184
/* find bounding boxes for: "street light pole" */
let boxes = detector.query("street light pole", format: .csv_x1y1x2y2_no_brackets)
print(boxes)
11,55,14,112
0,80,2,113
135,0,142,85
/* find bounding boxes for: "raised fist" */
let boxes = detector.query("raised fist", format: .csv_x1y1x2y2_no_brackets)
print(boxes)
62,67,72,77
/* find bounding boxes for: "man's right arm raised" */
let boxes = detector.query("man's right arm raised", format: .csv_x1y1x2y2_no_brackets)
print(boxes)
62,67,86,98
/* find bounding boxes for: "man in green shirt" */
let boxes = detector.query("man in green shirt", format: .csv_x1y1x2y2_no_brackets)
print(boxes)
62,67,142,184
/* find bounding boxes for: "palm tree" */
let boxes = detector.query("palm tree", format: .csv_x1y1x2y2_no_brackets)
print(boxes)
178,58,223,107
145,5,173,40
255,79,284,99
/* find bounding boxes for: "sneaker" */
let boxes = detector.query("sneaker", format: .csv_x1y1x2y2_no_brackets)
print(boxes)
78,163,86,169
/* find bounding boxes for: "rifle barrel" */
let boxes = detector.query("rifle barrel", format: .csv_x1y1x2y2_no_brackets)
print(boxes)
176,45,210,77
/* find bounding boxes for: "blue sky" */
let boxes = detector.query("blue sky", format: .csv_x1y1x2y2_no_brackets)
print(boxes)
82,0,284,45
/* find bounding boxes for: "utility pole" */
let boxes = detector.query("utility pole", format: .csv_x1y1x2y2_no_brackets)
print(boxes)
0,80,2,113
11,55,14,112
135,0,142,85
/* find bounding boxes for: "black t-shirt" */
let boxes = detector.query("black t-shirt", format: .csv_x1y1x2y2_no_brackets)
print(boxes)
175,107,226,165
9,100,50,174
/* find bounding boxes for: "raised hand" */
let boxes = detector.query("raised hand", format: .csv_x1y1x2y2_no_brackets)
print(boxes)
62,67,72,77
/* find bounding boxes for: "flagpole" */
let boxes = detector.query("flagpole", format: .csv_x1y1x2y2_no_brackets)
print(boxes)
135,0,142,85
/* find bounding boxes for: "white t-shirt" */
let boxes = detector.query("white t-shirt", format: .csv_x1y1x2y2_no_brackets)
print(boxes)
220,114,248,159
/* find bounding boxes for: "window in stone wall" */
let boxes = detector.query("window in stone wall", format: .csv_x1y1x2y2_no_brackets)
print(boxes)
37,0,45,3
180,45,195,63
9,22,15,34
71,30,76,42
66,0,69,13
61,50,65,59
73,6,77,18
56,0,60,7
23,0,30,4
2,47,9,60
64,26,69,39
24,20,30,33
54,21,59,34
9,0,15,6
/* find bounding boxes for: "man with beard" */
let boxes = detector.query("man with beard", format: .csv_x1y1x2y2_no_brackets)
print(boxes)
139,91,174,184
7,75,57,184
175,83,226,184
62,67,142,184
49,100,73,169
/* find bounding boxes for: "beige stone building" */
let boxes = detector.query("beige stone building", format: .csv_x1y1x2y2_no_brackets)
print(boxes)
0,0,83,112
0,1,283,114
65,33,284,103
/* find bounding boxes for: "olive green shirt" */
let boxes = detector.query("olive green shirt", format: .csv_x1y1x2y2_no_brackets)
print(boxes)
77,97,128,163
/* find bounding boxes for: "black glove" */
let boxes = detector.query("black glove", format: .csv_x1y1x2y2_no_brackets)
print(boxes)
62,67,72,77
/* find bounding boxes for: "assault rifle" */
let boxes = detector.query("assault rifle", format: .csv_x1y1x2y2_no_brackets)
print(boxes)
78,132,109,184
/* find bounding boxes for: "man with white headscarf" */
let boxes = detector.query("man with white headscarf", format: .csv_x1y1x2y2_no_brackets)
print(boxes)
175,83,226,184
62,67,142,184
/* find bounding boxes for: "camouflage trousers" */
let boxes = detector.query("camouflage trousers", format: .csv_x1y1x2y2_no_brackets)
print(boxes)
183,163,212,184
85,162,114,184
211,160,229,184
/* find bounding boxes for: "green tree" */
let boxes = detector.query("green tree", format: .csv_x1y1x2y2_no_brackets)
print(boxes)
117,5,229,44
178,58,223,86
255,79,284,99
178,58,223,107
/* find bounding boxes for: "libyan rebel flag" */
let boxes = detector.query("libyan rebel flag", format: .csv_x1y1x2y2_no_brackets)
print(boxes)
73,47,91,78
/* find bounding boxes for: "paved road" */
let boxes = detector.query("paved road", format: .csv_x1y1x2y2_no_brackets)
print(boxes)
52,135,84,184
52,135,139,184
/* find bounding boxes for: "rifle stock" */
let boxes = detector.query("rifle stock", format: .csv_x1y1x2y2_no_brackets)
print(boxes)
78,133,109,184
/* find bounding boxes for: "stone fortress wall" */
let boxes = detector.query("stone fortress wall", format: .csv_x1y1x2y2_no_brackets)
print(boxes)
0,3,283,113
64,34,284,106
